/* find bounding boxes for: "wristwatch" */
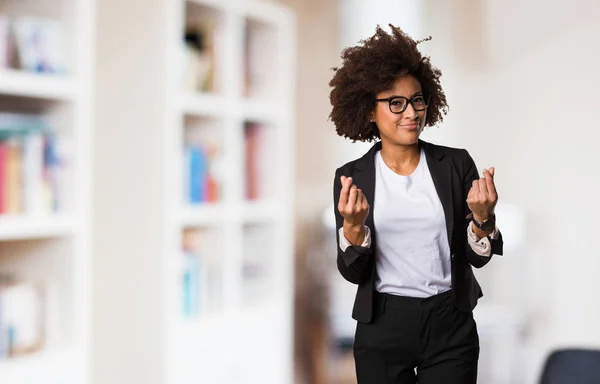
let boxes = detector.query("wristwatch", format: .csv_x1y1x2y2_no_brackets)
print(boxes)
470,213,496,231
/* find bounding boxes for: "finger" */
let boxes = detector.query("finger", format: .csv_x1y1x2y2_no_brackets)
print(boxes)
470,180,480,199
478,171,489,197
338,177,350,208
347,185,358,210
488,167,495,178
467,183,475,202
355,189,364,211
483,169,497,196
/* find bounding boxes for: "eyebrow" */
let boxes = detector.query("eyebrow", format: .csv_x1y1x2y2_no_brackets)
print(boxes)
387,91,424,99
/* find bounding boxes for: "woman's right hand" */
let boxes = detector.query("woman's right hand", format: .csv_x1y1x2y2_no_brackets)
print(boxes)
338,175,370,231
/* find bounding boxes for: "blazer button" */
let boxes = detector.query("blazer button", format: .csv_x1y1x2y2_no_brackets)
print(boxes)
451,253,455,261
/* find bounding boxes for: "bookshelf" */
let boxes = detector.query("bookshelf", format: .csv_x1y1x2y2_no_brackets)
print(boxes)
165,0,296,383
93,0,294,382
0,69,79,100
0,0,93,383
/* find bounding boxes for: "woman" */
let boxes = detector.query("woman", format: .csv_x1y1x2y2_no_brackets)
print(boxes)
329,25,503,384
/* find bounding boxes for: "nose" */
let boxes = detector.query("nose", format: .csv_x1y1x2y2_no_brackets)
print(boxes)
403,102,418,120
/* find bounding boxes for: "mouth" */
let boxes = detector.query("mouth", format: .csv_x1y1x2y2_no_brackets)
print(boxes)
399,123,419,131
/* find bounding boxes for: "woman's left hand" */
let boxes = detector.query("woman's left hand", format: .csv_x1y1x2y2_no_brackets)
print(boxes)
467,167,498,221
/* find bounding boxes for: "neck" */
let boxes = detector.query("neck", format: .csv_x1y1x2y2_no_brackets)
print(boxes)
380,140,421,169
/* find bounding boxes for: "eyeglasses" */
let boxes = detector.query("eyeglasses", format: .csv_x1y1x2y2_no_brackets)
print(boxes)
375,94,430,114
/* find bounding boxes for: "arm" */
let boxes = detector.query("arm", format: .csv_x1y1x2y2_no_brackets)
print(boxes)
333,169,373,284
467,223,503,257
339,226,371,252
462,150,504,268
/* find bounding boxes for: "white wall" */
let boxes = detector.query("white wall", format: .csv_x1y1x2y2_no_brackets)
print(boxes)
422,0,600,382
337,0,424,164
332,0,600,382
93,0,167,383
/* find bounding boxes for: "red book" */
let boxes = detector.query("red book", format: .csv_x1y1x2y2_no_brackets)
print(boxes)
0,141,6,214
245,123,259,200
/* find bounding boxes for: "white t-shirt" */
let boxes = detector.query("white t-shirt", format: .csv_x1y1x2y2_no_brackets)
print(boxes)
372,148,451,297
337,149,500,297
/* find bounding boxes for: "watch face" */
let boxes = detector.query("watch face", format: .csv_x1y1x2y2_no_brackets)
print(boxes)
481,221,495,231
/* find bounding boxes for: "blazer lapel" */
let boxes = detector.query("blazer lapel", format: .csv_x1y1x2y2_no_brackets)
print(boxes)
353,141,380,239
353,140,455,250
421,140,454,250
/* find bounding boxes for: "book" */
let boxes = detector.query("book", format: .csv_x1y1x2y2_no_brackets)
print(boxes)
181,228,223,316
0,279,45,359
0,113,63,214
0,15,10,69
11,16,67,73
244,122,277,200
183,19,218,92
184,142,221,205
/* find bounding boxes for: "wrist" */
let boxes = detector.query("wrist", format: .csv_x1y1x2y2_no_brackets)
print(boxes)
343,222,365,233
343,222,366,246
473,214,488,223
472,213,496,231
471,222,493,240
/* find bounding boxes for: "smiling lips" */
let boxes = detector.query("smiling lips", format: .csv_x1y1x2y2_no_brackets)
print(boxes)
399,122,419,130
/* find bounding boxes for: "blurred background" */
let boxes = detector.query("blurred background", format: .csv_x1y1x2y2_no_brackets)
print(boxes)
0,0,599,383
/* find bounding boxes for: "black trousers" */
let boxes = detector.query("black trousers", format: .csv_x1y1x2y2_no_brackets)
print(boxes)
353,290,479,384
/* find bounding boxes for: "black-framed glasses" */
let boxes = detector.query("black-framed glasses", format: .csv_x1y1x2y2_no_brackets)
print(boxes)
375,94,430,114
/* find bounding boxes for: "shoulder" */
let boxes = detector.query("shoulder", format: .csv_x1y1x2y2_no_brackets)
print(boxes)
335,158,360,176
334,141,381,177
422,140,472,163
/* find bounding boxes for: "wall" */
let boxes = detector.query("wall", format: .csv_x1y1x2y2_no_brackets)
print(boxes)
93,0,167,382
422,0,600,381
270,0,341,382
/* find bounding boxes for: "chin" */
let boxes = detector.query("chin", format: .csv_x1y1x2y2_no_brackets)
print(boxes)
386,135,420,147
398,130,421,145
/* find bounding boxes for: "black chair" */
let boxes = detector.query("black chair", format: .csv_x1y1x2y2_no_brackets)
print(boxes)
539,348,600,384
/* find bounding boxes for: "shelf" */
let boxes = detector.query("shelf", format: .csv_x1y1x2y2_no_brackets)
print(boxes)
0,215,77,241
0,349,79,384
181,203,227,227
241,98,287,122
180,94,288,121
239,0,292,25
176,300,278,335
180,200,284,227
242,199,284,223
186,0,228,11
0,69,78,101
180,93,228,117
177,308,227,333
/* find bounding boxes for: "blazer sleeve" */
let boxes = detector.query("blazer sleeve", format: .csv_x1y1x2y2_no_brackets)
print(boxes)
333,168,373,284
462,149,504,268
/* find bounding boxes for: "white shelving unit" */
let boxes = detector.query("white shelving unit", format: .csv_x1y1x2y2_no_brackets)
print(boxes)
93,0,295,382
163,0,296,383
0,69,79,100
0,0,93,383
0,215,77,241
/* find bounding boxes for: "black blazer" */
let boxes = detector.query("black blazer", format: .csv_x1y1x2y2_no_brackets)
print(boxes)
333,139,503,323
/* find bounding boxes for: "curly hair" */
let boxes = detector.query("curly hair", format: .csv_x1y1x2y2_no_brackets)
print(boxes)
329,24,449,142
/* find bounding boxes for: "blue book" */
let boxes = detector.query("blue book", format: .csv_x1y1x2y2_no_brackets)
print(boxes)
182,251,201,316
188,146,208,204
0,294,4,359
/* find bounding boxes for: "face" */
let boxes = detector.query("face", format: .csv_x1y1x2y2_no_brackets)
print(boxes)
371,74,427,146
